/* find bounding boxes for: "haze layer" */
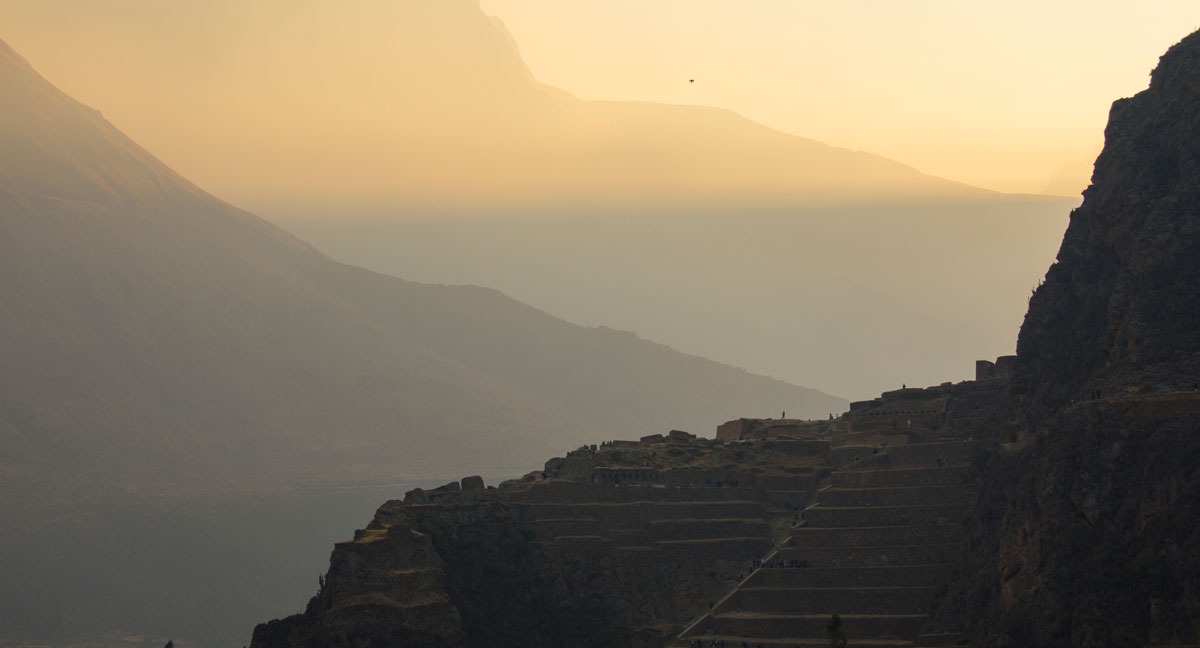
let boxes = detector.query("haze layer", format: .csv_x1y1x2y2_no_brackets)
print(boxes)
0,0,986,213
0,36,844,645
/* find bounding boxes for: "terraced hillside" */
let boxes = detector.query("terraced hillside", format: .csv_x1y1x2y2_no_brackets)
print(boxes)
254,378,1007,648
678,441,980,648
251,435,839,648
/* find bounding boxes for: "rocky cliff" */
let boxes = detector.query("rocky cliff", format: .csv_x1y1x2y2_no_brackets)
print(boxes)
1014,30,1200,420
929,395,1200,646
251,437,834,648
924,31,1200,646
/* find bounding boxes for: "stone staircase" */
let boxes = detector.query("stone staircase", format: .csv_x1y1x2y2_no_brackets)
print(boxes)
510,482,798,548
503,479,822,593
677,442,976,647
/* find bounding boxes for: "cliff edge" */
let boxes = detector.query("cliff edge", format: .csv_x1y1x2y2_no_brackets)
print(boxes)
1015,30,1200,419
925,30,1200,646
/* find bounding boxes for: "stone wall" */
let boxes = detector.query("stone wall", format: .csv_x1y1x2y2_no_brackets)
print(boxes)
928,396,1200,646
716,418,753,440
976,355,1018,381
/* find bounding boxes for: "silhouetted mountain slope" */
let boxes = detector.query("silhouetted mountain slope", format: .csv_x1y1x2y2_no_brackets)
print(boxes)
0,34,846,646
0,0,987,211
0,35,843,496
546,98,980,205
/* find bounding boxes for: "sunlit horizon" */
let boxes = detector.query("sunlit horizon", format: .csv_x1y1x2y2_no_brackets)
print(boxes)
478,0,1198,195
1,0,1196,204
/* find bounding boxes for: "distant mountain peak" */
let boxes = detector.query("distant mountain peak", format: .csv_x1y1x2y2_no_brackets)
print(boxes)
0,35,845,489
0,35,208,209
7,1,988,211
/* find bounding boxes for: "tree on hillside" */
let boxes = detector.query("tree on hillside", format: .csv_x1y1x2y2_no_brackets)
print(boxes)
827,613,847,648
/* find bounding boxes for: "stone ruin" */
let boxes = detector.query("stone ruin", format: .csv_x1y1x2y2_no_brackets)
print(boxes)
974,354,1016,381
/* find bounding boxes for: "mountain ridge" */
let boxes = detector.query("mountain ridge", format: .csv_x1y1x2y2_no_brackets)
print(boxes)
0,0,989,212
0,34,847,644
0,30,850,498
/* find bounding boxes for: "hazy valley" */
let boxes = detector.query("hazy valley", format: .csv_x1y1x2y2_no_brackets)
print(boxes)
0,33,842,646
282,197,1074,400
2,0,1083,400
2,1,1196,647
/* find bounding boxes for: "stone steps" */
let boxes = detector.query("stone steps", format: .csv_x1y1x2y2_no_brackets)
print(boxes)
911,631,967,647
525,500,765,520
609,528,654,545
654,537,774,554
545,535,611,546
509,482,759,504
678,637,910,647
531,517,604,538
676,441,980,648
764,490,814,508
754,475,822,491
533,517,772,543
789,524,961,547
831,467,969,489
646,518,772,541
774,543,956,568
868,441,984,467
818,484,971,508
746,565,952,589
607,536,772,557
803,504,966,528
717,586,937,615
708,612,928,640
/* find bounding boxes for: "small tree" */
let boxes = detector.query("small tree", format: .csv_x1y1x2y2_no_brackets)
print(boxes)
826,613,847,648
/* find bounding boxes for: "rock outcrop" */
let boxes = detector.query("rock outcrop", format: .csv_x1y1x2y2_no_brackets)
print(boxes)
928,395,1200,646
1014,30,1200,420
252,436,838,648
924,30,1200,646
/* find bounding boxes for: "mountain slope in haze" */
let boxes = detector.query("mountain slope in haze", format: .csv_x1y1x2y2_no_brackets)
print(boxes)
0,35,844,498
0,34,844,646
0,0,986,212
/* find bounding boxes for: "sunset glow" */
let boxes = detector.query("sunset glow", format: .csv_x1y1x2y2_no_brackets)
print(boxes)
1,0,1197,205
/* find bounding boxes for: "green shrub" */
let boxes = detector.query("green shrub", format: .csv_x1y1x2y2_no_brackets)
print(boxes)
827,612,847,648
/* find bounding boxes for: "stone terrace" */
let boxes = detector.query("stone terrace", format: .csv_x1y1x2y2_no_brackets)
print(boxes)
678,440,977,647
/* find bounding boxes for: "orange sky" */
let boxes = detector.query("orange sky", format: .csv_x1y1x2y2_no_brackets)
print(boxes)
0,1,1197,199
475,0,1200,195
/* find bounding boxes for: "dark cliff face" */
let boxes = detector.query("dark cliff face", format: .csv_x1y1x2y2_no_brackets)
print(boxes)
1015,30,1200,419
251,479,773,648
930,397,1200,646
926,30,1200,647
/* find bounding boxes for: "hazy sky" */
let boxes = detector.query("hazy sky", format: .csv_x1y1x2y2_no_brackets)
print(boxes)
1,1,1197,198
476,0,1200,194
